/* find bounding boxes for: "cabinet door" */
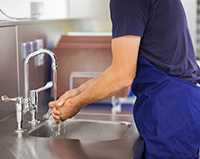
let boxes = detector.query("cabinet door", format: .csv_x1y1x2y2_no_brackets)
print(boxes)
68,0,110,19
0,26,18,118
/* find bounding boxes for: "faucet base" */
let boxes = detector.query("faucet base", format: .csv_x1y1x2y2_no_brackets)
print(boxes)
29,120,40,127
15,129,24,133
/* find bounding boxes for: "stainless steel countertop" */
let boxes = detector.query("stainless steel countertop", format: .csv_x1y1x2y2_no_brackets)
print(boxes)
0,111,144,159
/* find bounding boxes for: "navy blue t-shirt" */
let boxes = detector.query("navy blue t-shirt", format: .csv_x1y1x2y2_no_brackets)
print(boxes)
110,0,200,83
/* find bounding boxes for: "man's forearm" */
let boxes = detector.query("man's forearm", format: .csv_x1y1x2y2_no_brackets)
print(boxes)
77,78,96,93
54,78,97,106
73,66,134,107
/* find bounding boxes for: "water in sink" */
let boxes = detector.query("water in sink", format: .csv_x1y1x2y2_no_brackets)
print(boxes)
28,119,133,143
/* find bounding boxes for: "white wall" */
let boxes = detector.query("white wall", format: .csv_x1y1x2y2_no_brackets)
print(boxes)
40,0,67,19
69,0,109,19
181,0,197,48
0,0,67,20
0,0,30,19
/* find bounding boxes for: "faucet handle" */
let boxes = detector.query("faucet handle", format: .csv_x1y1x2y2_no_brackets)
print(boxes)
1,95,24,133
1,95,17,102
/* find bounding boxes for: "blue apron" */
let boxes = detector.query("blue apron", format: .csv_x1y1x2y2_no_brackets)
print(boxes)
132,55,200,159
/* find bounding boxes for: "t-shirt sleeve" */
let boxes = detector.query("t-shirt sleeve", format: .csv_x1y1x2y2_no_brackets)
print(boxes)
110,0,149,38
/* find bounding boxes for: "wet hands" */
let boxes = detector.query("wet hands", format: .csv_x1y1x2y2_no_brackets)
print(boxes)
48,89,81,122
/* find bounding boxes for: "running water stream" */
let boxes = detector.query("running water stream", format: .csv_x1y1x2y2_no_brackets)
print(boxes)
48,115,61,137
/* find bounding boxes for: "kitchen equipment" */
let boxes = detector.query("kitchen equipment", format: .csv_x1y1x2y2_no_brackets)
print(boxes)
1,49,57,132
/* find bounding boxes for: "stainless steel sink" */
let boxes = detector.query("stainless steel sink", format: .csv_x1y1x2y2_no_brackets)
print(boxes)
28,119,133,143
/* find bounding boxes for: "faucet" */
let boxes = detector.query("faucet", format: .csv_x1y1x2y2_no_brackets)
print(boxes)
1,95,24,133
111,96,136,115
1,49,57,132
24,49,57,125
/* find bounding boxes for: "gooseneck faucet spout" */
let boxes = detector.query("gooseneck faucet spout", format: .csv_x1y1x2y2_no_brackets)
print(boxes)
24,49,57,125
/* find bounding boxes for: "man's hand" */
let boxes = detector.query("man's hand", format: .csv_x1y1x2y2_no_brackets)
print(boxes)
48,89,81,122
50,98,81,122
61,98,81,120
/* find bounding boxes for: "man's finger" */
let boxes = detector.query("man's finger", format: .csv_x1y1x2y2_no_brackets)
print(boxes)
49,91,71,108
57,92,71,105
49,101,57,109
53,107,60,115
52,113,60,121
56,98,65,107
57,99,80,121
57,90,77,107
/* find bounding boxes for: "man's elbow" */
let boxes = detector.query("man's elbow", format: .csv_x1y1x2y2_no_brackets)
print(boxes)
118,73,135,89
124,76,135,88
110,66,136,89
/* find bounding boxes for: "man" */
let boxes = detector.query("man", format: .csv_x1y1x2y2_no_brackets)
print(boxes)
49,0,200,158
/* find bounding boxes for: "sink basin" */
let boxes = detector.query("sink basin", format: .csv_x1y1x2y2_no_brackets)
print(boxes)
28,119,133,143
